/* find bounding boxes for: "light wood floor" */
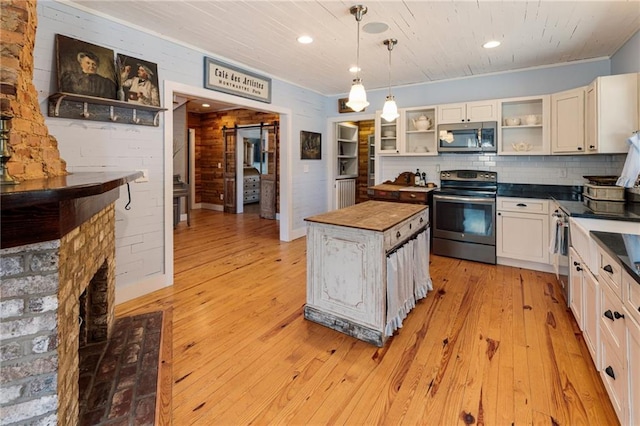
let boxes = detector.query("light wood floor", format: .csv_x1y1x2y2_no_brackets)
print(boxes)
116,209,619,425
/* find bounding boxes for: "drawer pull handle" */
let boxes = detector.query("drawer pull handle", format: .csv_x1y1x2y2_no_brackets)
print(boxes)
516,203,527,207
614,311,625,320
605,366,615,380
409,223,412,229
396,231,401,238
603,265,613,274
604,310,614,321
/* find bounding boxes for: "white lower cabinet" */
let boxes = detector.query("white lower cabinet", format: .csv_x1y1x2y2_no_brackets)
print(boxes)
627,310,640,426
595,244,635,425
496,197,549,264
569,247,585,330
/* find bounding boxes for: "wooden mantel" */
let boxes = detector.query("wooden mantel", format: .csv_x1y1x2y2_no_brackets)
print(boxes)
0,171,141,249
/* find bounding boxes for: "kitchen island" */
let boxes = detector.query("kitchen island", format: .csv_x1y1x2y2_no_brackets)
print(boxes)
304,201,431,346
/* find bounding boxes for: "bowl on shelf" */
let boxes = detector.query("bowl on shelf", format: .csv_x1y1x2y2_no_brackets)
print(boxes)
381,140,395,150
505,117,521,126
525,114,538,125
511,142,532,152
414,146,428,153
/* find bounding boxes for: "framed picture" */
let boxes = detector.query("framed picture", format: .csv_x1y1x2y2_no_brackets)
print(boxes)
55,34,117,100
338,97,362,113
301,131,321,160
116,54,160,106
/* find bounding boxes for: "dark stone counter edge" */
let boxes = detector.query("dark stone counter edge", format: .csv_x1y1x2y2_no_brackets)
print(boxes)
0,171,142,210
497,183,583,201
590,231,640,286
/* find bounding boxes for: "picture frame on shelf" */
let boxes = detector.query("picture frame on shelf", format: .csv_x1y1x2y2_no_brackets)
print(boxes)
55,34,117,100
300,131,321,160
338,97,364,113
116,54,160,106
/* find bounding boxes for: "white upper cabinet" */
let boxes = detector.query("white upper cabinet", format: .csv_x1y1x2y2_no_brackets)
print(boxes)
551,87,585,154
375,107,438,156
585,73,639,154
437,100,498,124
401,106,438,156
375,111,400,154
498,95,550,155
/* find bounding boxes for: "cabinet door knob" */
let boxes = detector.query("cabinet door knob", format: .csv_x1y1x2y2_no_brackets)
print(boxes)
497,212,501,216
576,266,583,271
573,261,580,266
614,311,625,319
604,310,614,321
396,231,401,238
605,366,616,380
603,264,613,274
577,146,583,151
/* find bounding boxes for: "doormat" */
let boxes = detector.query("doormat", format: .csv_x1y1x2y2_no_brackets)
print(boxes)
79,310,169,426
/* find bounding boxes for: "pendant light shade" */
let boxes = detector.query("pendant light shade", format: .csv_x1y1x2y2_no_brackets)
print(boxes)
381,95,399,122
346,78,369,112
380,38,399,122
346,5,369,112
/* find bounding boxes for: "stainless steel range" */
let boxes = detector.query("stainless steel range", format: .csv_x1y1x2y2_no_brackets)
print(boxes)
432,170,497,264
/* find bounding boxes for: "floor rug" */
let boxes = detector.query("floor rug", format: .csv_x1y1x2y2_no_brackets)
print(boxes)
79,311,167,426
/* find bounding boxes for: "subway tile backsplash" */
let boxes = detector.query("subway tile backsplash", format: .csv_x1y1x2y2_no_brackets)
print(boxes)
379,154,627,186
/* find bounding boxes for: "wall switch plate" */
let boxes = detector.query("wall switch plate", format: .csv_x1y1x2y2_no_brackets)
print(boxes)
220,194,223,200
218,163,222,168
135,169,149,183
435,164,441,172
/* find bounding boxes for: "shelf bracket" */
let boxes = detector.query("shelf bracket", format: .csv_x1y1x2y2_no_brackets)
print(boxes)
131,108,140,124
153,111,160,126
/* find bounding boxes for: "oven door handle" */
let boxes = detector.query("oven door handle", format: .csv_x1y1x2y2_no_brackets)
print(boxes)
433,194,496,204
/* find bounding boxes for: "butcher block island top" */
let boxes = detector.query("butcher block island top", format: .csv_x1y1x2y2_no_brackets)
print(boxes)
305,200,427,232
304,201,431,346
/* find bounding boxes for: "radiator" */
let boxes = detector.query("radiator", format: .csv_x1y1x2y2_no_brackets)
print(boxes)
335,178,356,209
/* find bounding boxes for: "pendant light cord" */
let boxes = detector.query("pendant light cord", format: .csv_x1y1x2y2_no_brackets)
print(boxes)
355,16,361,79
387,45,392,96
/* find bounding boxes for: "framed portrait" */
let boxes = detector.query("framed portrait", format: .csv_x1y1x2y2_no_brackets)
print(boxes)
55,34,117,100
116,54,161,106
300,131,321,160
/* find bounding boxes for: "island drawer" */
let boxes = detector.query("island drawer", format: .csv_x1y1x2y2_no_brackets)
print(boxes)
384,209,428,252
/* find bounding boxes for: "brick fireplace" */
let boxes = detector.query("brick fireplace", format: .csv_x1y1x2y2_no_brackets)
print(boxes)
1,202,117,424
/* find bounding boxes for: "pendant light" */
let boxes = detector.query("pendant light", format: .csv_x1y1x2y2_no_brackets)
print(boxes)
346,5,369,112
381,38,399,122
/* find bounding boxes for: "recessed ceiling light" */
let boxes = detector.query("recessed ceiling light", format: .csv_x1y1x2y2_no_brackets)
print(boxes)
483,40,501,49
297,35,313,44
349,66,361,73
202,103,210,108
362,22,389,34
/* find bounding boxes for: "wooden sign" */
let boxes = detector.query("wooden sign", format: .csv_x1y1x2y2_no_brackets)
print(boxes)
204,57,271,103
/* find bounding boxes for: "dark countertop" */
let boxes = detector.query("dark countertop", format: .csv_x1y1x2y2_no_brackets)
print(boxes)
497,183,640,222
497,183,583,201
590,231,640,285
555,199,640,222
0,171,142,209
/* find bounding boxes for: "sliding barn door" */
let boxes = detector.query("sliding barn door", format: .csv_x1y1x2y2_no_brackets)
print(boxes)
223,127,237,214
260,123,278,219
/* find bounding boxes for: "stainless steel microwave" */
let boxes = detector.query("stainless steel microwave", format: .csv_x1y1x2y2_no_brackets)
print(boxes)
437,121,497,153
